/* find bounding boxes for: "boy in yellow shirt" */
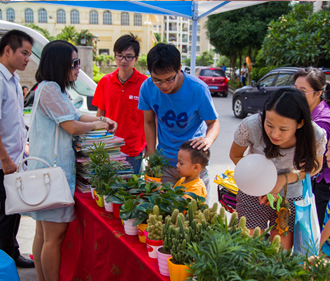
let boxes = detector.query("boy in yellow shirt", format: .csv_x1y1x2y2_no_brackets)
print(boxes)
174,141,209,199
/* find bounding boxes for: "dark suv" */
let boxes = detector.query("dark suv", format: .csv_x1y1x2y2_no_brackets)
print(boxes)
232,67,330,118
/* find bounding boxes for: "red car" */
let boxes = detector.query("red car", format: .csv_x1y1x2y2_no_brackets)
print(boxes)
195,67,229,97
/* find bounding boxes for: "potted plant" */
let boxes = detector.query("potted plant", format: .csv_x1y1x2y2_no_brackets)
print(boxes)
146,205,163,259
142,149,171,182
119,196,143,235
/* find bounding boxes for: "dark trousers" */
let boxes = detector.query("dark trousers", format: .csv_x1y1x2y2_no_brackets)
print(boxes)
0,169,20,259
312,178,330,230
242,77,247,87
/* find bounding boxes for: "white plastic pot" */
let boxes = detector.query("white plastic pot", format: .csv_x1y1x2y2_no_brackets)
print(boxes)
124,218,138,235
103,196,113,212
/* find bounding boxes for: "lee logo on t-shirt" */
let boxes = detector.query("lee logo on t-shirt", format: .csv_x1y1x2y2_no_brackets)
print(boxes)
154,105,188,128
129,95,139,101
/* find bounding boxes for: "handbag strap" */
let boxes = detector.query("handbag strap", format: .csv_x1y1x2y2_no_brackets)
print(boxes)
17,83,60,171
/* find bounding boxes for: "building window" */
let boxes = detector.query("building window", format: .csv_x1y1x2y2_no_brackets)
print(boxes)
182,45,187,53
38,8,47,23
56,9,66,24
182,23,188,32
134,13,142,26
25,8,34,23
196,46,200,52
197,36,200,42
169,22,177,31
70,9,79,24
6,8,15,22
121,12,129,26
182,34,188,43
0,10,2,20
103,11,112,25
197,25,201,32
169,33,177,42
89,10,98,24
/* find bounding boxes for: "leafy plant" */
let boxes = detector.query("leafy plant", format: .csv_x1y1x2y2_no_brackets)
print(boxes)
119,196,143,220
88,142,122,194
142,149,171,178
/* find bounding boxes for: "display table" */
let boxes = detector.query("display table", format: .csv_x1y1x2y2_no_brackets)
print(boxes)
60,191,170,281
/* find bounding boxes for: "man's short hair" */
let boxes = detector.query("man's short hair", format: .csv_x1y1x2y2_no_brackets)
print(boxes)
147,43,181,75
180,141,210,169
113,33,140,57
0,29,34,56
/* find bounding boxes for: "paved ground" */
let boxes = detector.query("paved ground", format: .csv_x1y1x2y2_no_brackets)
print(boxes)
17,87,239,280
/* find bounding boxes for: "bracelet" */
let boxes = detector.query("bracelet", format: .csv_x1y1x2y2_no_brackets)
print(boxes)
291,170,300,184
99,116,105,122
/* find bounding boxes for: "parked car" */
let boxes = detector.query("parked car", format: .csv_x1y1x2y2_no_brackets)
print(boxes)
182,66,191,74
0,20,97,126
232,67,330,118
195,67,229,97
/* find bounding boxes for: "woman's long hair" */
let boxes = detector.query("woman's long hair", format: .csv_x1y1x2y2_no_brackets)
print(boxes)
261,87,319,172
35,40,77,92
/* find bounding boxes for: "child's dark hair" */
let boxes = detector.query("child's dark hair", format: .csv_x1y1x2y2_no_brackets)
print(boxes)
261,87,318,172
180,141,210,169
114,33,140,57
0,29,34,56
293,67,330,106
36,40,77,92
147,43,181,75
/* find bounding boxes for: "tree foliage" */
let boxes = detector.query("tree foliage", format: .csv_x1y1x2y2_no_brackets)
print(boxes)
260,3,330,67
56,25,77,44
206,2,291,79
196,51,214,66
24,23,55,41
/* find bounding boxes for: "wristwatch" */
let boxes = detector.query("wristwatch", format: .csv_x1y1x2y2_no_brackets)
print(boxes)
99,116,105,122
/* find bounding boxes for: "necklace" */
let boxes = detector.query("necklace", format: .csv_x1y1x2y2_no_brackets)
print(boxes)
118,71,133,85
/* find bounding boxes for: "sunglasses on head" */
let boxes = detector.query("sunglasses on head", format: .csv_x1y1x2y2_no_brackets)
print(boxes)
72,58,80,70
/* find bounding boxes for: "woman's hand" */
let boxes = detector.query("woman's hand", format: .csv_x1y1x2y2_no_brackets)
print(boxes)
259,174,286,205
93,121,110,131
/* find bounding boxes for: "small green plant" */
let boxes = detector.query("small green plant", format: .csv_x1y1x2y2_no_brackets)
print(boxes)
146,205,163,240
142,149,171,178
119,196,142,220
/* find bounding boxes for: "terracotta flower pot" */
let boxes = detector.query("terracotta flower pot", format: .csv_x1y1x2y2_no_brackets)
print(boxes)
94,191,104,208
137,223,147,243
157,247,172,276
144,174,161,183
113,203,122,218
146,238,163,259
124,219,138,235
167,257,190,281
103,195,113,212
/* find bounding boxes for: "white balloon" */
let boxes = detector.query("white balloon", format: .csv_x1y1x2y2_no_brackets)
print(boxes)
234,154,277,197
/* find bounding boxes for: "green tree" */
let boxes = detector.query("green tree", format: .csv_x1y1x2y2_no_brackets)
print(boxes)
24,23,55,41
206,2,291,81
182,58,191,66
196,51,214,66
56,25,78,44
137,54,147,68
260,3,330,67
154,33,161,42
75,29,97,60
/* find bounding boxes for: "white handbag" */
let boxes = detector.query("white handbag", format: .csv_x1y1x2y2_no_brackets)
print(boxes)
4,84,75,215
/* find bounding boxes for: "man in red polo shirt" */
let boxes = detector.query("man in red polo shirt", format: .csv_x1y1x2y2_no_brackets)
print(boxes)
92,34,147,173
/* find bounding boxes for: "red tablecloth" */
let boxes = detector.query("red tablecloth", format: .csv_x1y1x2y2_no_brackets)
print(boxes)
60,190,170,281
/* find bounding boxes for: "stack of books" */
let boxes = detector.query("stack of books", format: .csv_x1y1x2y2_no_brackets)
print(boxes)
74,129,134,193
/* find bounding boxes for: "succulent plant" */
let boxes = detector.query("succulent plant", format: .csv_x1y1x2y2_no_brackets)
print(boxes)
146,205,163,240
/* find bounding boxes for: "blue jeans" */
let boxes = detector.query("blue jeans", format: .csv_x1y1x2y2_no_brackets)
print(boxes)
126,152,143,175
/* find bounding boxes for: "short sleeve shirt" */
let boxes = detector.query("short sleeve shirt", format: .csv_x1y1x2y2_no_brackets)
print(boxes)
138,72,218,166
234,113,326,198
174,177,207,199
92,68,147,157
0,63,25,170
28,81,82,193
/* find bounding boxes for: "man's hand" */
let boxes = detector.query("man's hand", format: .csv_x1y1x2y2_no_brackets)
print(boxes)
189,137,213,151
104,117,118,133
2,157,17,175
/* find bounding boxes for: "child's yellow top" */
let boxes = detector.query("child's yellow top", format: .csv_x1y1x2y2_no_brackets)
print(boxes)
174,177,207,199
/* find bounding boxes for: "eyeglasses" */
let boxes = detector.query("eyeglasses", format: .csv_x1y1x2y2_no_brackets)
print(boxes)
115,54,137,62
72,58,80,70
294,85,315,95
152,73,177,85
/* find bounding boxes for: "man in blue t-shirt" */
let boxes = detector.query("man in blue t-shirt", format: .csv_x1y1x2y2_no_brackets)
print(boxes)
138,43,220,201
